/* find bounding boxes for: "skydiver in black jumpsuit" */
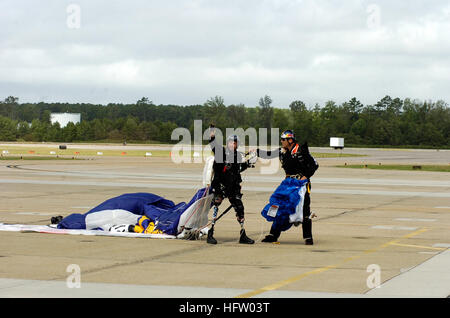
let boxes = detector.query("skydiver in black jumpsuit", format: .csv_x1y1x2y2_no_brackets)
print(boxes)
207,128,255,245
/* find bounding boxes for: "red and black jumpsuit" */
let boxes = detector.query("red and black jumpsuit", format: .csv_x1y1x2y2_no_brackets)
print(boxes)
257,142,319,239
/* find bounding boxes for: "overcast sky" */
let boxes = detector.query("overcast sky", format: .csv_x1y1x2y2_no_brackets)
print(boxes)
1,0,449,107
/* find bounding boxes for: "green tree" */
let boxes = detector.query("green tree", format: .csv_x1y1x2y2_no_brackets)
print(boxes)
0,116,17,141
289,100,306,113
0,95,449,147
76,121,94,141
227,104,247,128
17,121,31,139
374,95,393,113
41,110,51,124
62,122,77,142
46,122,63,142
92,119,108,140
137,97,152,105
30,119,50,141
0,96,19,119
258,95,273,129
204,96,227,128
350,118,367,137
272,108,290,134
122,116,139,141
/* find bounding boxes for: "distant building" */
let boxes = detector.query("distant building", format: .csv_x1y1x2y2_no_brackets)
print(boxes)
50,113,81,128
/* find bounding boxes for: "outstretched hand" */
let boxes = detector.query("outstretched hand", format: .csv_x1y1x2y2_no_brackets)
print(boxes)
245,150,258,168
209,124,216,139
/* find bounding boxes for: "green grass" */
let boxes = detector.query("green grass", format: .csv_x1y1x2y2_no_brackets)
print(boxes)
342,144,450,150
0,155,84,160
1,145,364,159
311,152,365,158
338,164,450,172
0,146,173,157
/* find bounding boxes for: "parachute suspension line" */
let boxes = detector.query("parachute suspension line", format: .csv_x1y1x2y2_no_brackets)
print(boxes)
244,150,266,242
179,185,210,232
178,155,215,239
195,204,234,234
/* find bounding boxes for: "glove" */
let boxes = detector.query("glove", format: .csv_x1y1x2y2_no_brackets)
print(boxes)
245,161,255,168
246,150,257,167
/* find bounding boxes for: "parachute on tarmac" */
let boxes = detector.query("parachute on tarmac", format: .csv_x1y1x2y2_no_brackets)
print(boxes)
56,157,216,238
0,156,216,240
57,187,213,238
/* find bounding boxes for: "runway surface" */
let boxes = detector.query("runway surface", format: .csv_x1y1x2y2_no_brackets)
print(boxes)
0,145,449,298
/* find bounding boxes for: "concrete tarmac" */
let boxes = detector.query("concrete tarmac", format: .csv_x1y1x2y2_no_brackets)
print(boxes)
0,145,449,298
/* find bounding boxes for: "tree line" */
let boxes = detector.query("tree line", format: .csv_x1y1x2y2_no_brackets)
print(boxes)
0,95,448,147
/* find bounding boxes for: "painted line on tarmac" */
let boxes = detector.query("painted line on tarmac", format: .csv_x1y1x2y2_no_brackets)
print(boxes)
2,178,449,198
0,278,369,298
321,222,372,227
6,165,450,187
432,243,450,248
0,178,198,190
235,228,430,298
249,186,450,198
371,225,418,231
311,188,450,198
388,242,445,251
394,218,437,222
14,212,55,216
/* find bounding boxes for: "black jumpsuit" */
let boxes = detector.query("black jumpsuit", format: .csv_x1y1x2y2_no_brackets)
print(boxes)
257,142,319,239
209,136,251,220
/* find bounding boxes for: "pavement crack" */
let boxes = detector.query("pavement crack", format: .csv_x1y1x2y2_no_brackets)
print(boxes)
316,196,412,222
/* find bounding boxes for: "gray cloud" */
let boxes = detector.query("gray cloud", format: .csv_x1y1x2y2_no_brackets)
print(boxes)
1,0,449,107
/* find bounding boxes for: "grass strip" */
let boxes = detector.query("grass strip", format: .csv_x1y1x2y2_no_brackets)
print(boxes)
338,164,450,172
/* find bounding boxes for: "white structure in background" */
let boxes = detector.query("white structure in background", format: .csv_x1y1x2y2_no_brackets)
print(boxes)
50,113,81,128
330,137,344,149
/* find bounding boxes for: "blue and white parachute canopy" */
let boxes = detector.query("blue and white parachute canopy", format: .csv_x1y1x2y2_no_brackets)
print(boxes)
57,187,213,237
261,178,309,232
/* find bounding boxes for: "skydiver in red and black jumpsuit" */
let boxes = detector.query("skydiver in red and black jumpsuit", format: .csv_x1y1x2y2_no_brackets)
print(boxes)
255,130,319,245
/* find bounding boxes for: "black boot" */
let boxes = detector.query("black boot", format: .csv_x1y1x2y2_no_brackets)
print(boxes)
261,234,278,243
262,228,280,243
207,226,217,244
239,229,254,244
51,215,63,224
